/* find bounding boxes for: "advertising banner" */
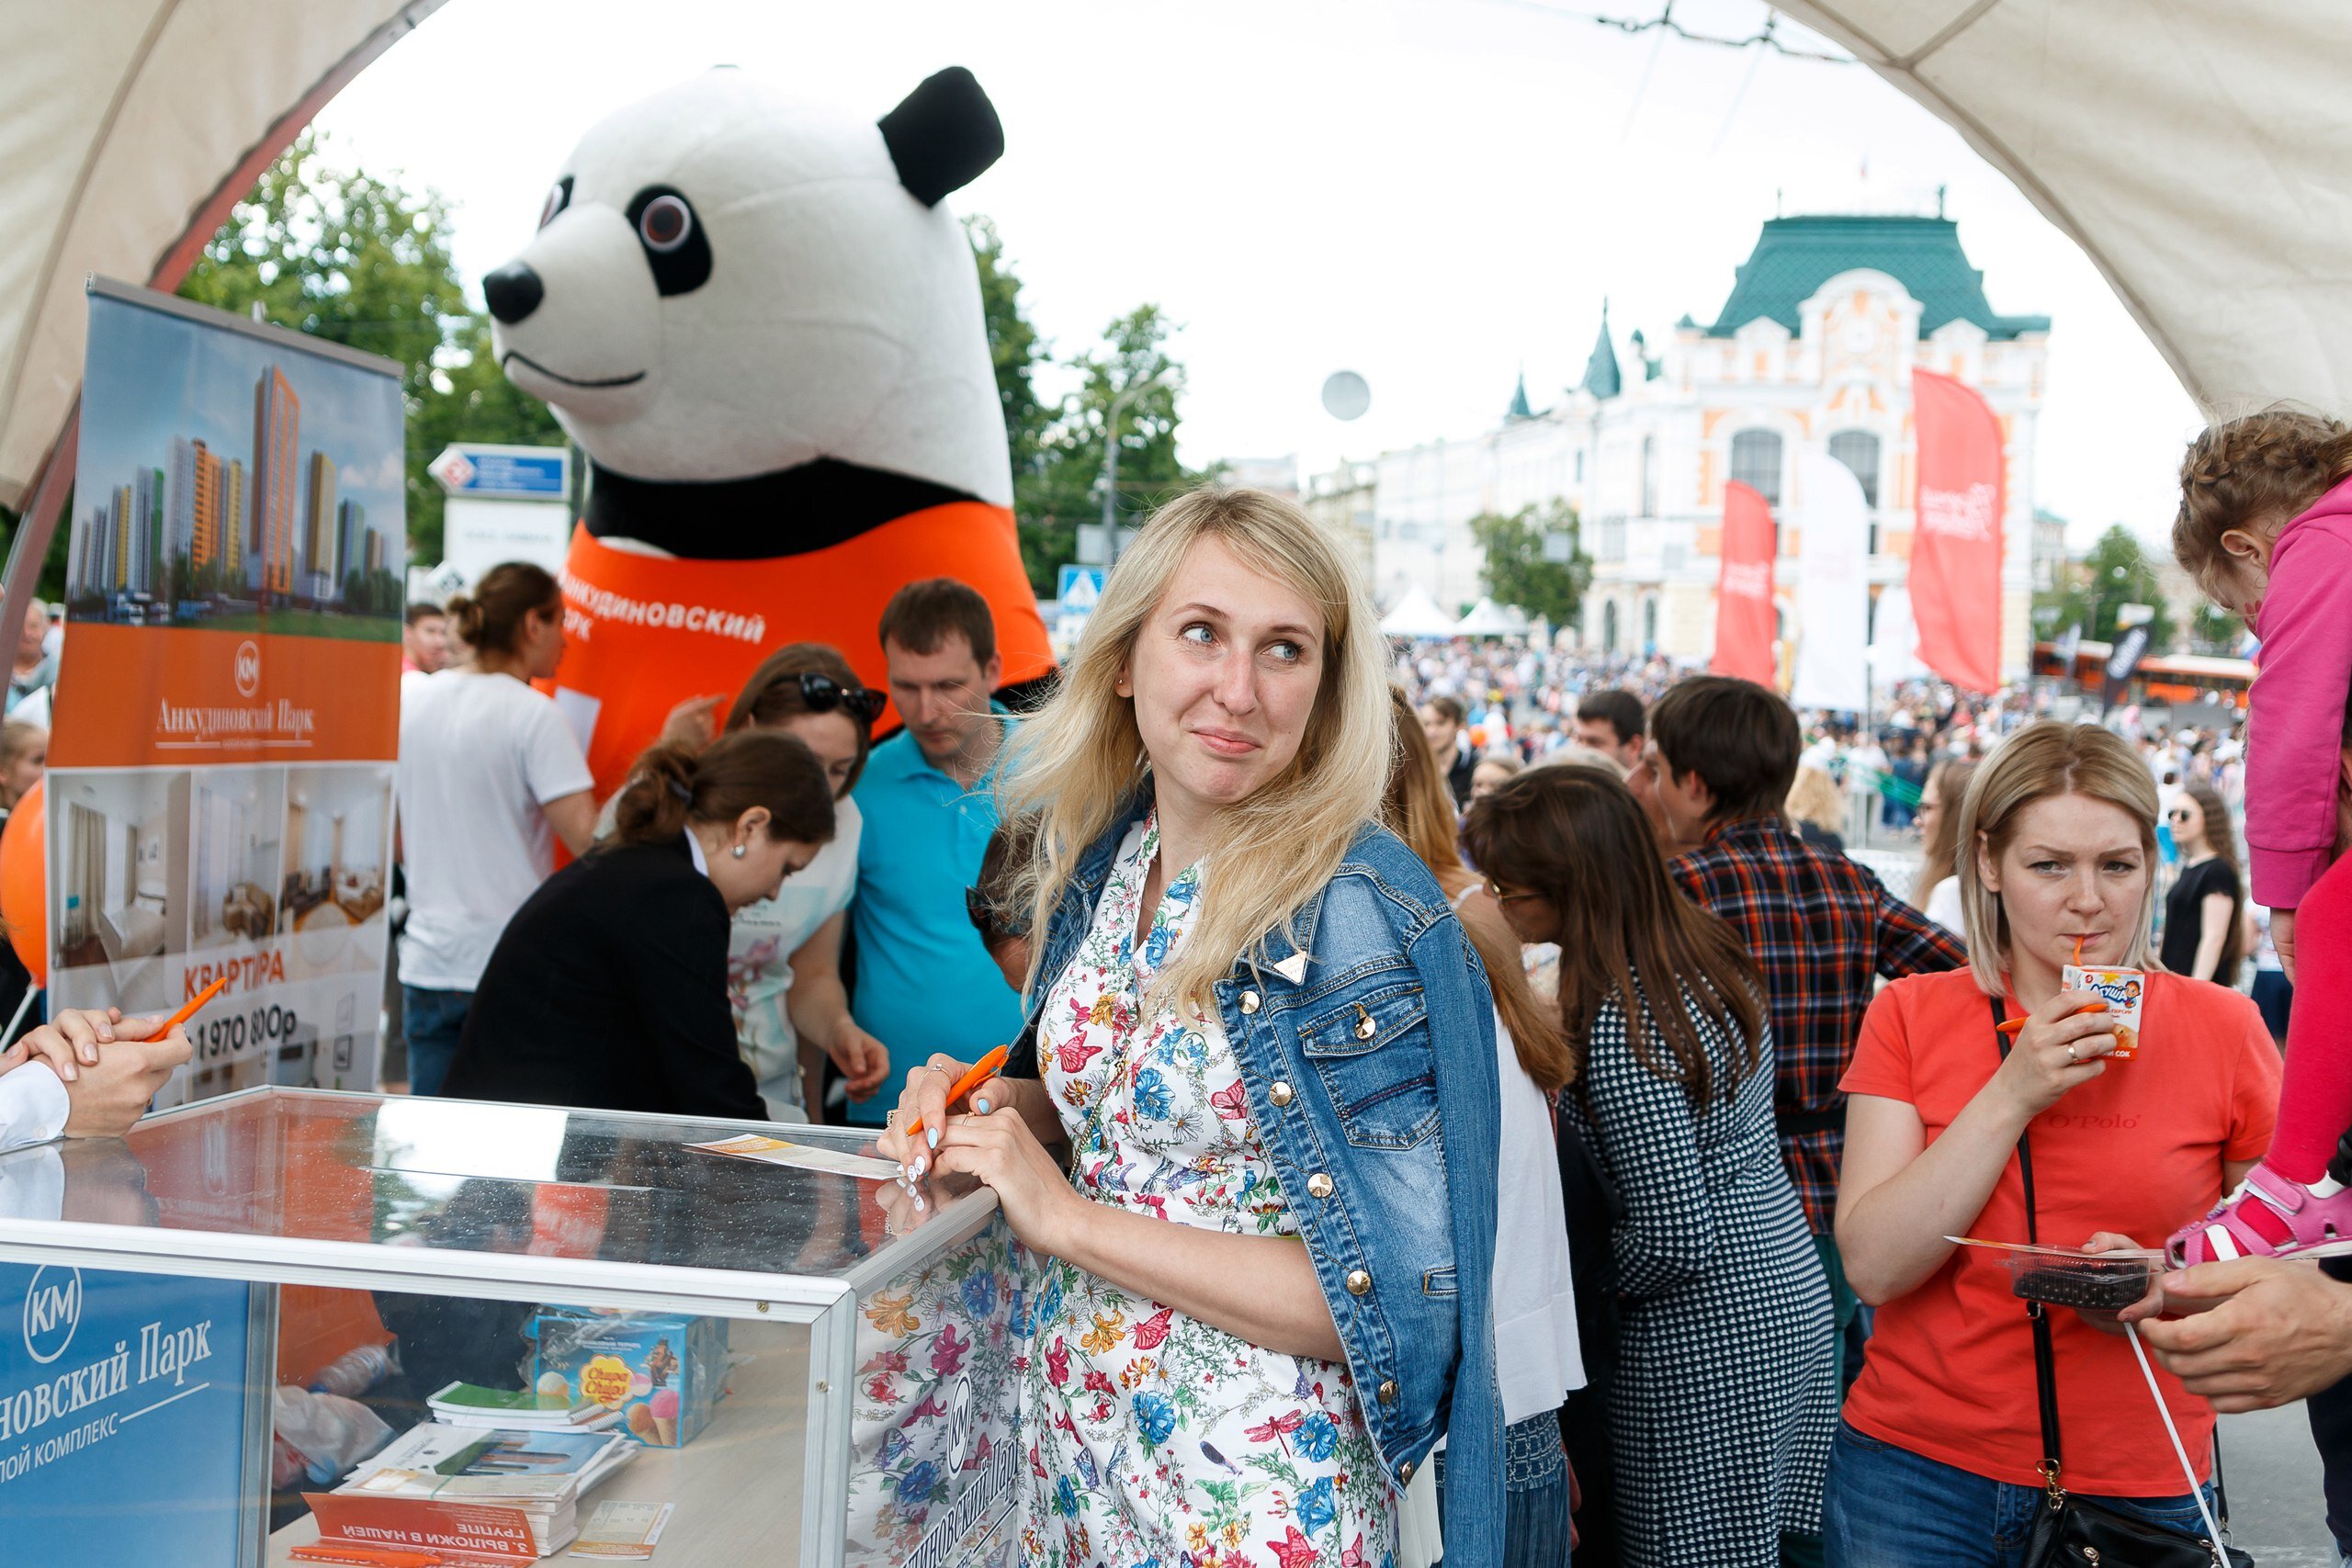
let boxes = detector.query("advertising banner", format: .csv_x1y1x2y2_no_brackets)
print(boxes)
1909,367,2007,694
51,280,402,1107
0,1259,258,1558
1791,449,1871,713
1711,480,1778,685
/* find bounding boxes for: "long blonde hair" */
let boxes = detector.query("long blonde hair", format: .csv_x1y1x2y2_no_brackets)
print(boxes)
1001,487,1393,1010
1957,721,2160,993
1383,686,1573,1090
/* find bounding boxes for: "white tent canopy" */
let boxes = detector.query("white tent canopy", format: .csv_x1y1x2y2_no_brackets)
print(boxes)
1453,596,1530,637
1779,1,2352,416
0,0,443,514
1380,582,1459,640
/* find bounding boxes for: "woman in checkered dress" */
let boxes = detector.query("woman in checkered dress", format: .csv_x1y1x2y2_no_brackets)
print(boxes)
1465,763,1839,1566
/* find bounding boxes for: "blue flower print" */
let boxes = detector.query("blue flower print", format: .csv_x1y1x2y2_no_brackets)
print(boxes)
1037,1274,1064,1329
1296,1475,1338,1535
1295,1411,1339,1462
961,1271,998,1319
899,1460,940,1505
1133,1066,1173,1122
1134,1392,1179,1448
1056,1475,1082,1517
1143,920,1176,970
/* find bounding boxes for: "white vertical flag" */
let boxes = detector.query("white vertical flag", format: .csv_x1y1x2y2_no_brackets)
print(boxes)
1792,448,1871,711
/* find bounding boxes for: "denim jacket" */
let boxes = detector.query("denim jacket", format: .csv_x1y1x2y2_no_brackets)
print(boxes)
1012,795,1508,1566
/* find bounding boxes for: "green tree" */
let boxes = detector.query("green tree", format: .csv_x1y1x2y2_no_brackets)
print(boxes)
175,130,562,568
967,219,1204,591
967,216,1049,485
1469,500,1591,628
2049,524,2175,651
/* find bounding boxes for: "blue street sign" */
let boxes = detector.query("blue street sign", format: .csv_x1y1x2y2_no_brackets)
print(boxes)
433,444,570,500
1057,566,1105,609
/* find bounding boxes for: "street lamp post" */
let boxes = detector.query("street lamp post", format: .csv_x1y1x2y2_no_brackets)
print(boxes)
1100,374,1167,567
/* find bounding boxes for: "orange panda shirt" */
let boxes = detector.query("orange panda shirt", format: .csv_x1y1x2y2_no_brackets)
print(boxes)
548,503,1053,799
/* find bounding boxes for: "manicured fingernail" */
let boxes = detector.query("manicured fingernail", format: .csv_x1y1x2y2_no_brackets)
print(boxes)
974,1097,991,1114
912,1193,925,1212
896,1164,907,1181
927,1128,939,1149
913,1155,927,1177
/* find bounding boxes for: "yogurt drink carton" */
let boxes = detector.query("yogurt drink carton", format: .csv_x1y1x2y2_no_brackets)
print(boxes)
2062,963,2143,1060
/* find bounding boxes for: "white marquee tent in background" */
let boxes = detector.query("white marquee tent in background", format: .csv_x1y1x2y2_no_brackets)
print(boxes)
3,0,2349,649
1380,583,1462,641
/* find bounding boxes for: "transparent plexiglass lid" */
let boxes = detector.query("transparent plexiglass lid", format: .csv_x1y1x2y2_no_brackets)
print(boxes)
0,1089,988,1316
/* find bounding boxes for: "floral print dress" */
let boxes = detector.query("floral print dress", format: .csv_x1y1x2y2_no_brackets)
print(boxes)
1020,813,1396,1568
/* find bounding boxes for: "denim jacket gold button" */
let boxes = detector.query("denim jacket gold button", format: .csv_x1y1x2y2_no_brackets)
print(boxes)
1010,795,1509,1566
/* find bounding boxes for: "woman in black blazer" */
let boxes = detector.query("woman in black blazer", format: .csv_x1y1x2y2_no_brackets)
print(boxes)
443,731,835,1120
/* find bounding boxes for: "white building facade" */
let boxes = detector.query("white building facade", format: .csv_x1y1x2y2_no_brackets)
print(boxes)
1327,215,2052,684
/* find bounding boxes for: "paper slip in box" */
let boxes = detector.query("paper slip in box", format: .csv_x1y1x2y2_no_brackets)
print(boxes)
687,1132,899,1179
570,1500,675,1560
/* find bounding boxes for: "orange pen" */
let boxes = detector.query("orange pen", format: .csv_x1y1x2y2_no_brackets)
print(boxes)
903,1043,1012,1143
154,975,231,1035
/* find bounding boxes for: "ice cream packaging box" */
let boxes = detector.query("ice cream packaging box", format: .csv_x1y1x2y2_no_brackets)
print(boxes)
526,1307,729,1449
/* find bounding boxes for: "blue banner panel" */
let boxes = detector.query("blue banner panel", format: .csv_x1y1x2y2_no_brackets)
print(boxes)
0,1263,254,1558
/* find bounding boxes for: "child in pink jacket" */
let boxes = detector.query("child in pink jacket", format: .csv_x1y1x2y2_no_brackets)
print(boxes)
2169,408,2352,1265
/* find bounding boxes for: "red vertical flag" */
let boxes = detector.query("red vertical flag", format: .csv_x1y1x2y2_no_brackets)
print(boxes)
1909,367,2007,694
1711,479,1778,684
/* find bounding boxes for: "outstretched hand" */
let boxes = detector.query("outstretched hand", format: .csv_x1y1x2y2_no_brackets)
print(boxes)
2132,1256,2352,1411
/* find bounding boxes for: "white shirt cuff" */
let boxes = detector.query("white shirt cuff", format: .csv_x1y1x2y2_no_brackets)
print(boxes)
0,1062,70,1152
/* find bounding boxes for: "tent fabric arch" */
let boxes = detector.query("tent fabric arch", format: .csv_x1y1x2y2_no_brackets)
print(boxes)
1776,0,2352,417
0,0,446,513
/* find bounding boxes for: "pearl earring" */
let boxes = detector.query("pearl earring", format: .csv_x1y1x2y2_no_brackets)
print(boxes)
730,844,747,859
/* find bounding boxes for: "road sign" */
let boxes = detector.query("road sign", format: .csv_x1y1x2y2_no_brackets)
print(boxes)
431,443,569,499
1057,566,1105,608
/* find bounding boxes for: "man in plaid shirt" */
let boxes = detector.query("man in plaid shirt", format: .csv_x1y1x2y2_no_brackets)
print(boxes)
1645,677,1965,1373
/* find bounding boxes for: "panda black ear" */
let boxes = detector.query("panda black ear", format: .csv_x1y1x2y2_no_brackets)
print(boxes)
878,67,1004,208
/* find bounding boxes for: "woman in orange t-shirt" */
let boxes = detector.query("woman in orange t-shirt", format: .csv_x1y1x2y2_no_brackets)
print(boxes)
1826,721,2278,1565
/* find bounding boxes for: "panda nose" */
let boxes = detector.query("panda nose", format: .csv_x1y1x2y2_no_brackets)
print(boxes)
483,262,544,325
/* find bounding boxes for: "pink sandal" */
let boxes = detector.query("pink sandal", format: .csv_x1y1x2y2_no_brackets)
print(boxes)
2167,1161,2352,1266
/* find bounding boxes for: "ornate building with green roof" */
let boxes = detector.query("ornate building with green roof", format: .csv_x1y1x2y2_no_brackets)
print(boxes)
1331,212,2051,682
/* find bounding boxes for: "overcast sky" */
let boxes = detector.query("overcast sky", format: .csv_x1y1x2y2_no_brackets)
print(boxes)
316,0,2204,548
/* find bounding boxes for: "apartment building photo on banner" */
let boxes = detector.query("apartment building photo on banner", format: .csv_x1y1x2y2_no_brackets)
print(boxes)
46,278,402,1107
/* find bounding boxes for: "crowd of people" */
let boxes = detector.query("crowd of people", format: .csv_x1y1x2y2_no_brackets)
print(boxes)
24,403,2352,1568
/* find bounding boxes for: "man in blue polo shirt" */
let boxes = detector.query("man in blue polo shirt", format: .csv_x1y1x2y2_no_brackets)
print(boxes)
848,578,1026,1124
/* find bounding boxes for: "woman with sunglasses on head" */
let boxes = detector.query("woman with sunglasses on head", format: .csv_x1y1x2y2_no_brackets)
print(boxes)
1464,764,1838,1568
719,646,895,1120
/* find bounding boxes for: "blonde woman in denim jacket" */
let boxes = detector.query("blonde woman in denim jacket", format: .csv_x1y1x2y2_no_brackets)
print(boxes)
881,487,1509,1568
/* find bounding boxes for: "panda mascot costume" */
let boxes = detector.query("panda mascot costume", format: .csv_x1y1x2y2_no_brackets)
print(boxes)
481,66,1051,798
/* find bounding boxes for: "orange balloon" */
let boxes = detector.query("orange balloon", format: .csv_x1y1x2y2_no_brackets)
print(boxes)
2,779,45,987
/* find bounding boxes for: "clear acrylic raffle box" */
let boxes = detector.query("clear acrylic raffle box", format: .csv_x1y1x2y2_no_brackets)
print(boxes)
0,1089,1020,1566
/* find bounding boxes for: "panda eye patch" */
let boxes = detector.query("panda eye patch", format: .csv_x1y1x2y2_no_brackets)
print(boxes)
623,186,713,296
538,175,573,231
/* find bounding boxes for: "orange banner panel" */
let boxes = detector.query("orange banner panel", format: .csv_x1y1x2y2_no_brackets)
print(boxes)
49,624,398,768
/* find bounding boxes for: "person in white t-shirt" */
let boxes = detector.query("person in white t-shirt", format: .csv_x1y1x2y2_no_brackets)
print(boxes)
397,563,596,1095
718,646,893,1121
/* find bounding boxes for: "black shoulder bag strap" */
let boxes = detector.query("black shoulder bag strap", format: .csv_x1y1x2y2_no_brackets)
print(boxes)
1993,995,2066,1487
